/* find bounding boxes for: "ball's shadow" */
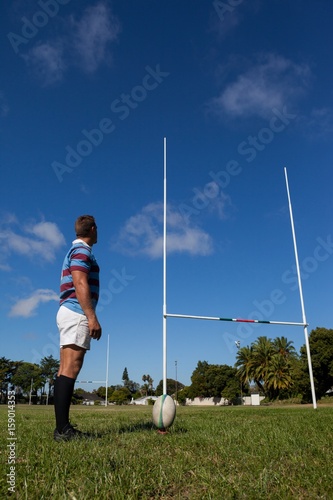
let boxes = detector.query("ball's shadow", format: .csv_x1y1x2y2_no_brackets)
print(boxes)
117,420,188,434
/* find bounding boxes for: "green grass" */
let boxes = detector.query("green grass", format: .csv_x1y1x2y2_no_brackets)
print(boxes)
1,404,333,499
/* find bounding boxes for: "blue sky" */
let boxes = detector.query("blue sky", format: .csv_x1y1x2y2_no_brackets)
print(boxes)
1,0,332,390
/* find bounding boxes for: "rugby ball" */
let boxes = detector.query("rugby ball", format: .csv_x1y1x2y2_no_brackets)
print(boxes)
152,394,176,430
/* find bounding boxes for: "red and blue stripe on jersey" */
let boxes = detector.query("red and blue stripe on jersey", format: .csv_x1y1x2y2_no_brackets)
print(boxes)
59,241,99,314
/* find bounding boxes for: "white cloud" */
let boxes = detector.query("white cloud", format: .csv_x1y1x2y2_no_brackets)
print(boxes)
0,215,66,267
70,2,121,73
198,184,232,220
0,262,11,272
21,2,121,85
25,221,65,246
209,0,242,40
211,53,311,119
22,42,65,86
80,184,90,195
112,202,214,258
9,288,58,317
302,107,333,139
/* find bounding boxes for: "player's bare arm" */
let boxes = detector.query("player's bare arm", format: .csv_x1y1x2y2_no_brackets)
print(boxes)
72,270,102,340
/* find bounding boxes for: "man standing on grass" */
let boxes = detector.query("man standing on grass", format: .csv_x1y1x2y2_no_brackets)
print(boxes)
53,215,102,442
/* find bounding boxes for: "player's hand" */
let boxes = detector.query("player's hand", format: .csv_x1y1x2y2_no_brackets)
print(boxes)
88,317,102,340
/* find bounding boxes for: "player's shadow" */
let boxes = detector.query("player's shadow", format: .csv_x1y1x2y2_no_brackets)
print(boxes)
83,421,154,438
118,421,156,433
81,421,188,439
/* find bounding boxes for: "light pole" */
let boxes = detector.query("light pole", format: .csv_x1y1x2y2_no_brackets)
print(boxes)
29,378,33,405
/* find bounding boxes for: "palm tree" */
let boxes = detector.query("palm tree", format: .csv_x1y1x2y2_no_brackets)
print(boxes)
252,336,275,395
273,336,296,359
235,336,298,401
235,345,254,388
142,374,154,396
266,355,294,398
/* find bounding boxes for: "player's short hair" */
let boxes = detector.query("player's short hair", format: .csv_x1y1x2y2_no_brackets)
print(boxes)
75,215,96,237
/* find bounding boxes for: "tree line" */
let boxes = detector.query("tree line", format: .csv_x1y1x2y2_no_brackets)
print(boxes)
0,357,183,405
179,328,333,404
1,327,332,405
0,355,59,404
91,369,185,405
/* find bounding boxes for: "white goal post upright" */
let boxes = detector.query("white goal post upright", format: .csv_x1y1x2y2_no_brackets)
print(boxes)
163,137,167,395
162,139,317,408
105,333,110,406
284,168,317,409
75,333,110,406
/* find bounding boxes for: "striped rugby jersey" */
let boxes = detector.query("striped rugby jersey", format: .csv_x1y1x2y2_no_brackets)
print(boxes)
59,239,99,314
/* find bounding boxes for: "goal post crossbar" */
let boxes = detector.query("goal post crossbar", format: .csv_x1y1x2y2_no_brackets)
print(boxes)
165,313,307,327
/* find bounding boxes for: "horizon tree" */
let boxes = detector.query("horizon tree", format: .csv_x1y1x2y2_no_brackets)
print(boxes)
188,361,239,399
142,374,154,396
11,362,43,402
122,367,129,385
273,336,297,359
265,355,294,399
0,357,21,403
40,355,59,403
235,345,253,390
251,336,275,395
122,368,140,394
236,336,298,400
300,327,333,399
155,378,185,397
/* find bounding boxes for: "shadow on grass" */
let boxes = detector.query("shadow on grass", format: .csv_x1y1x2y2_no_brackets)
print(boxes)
74,421,156,438
117,421,188,434
118,421,155,433
60,421,189,440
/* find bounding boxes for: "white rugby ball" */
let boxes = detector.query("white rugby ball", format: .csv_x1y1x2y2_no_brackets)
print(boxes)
152,394,176,430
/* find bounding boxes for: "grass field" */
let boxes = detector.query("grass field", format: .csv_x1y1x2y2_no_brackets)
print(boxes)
1,403,333,499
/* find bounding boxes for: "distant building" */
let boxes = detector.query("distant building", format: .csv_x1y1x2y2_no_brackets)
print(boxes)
130,396,157,405
185,395,264,406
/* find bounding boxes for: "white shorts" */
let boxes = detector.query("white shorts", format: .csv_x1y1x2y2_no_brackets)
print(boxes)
56,306,91,350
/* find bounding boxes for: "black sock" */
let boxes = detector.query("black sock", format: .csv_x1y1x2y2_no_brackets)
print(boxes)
54,375,76,432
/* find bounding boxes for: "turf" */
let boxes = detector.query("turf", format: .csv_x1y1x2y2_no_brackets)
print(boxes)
1,404,332,499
